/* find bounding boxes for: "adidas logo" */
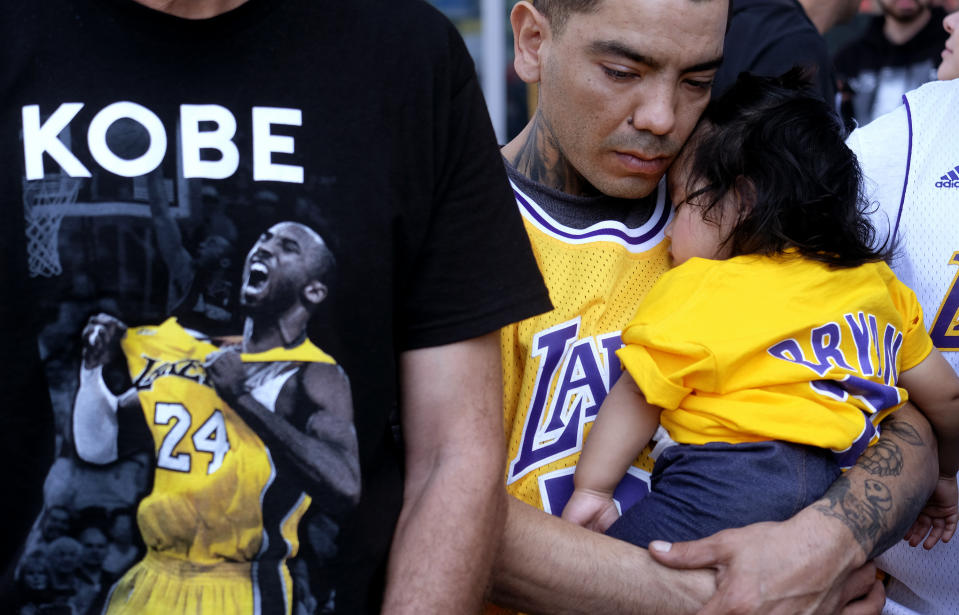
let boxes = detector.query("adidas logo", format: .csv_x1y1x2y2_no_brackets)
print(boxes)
935,165,959,188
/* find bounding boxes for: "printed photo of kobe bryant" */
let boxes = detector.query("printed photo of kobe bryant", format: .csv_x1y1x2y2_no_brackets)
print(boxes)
67,221,360,615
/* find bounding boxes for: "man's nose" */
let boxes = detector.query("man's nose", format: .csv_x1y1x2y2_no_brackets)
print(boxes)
628,82,676,136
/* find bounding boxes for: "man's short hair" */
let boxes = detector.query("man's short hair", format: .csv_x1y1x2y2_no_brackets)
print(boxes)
532,0,602,35
533,0,727,36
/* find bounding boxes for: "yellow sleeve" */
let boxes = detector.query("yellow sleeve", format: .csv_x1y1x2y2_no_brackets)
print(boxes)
883,264,933,372
616,261,718,410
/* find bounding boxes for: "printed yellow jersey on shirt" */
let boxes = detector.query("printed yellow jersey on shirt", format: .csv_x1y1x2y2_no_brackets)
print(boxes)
120,317,334,564
618,255,933,467
501,180,672,521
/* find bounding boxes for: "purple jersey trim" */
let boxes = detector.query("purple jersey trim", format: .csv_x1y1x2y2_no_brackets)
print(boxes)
511,185,670,248
893,94,914,244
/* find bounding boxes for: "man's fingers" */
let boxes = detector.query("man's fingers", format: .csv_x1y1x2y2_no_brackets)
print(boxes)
839,578,885,615
648,535,723,570
838,561,878,607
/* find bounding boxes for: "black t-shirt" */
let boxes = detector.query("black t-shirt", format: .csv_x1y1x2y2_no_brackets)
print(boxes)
0,0,550,613
714,0,836,104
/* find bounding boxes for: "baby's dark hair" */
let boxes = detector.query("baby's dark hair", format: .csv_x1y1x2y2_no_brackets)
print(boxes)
677,68,886,267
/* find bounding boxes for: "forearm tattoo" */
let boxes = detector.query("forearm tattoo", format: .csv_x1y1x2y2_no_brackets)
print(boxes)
813,416,931,558
858,437,903,477
881,419,925,446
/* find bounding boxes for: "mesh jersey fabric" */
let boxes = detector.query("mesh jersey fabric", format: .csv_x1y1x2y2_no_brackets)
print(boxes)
848,78,959,615
491,163,671,615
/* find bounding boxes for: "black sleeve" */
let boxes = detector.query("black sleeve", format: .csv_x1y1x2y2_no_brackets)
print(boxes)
399,19,551,351
746,33,836,103
715,3,837,104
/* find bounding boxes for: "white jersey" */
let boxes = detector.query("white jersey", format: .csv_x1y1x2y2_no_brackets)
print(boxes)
847,78,959,615
851,79,959,372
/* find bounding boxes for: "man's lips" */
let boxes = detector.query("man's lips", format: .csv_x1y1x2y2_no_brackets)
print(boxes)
614,151,671,175
244,261,270,291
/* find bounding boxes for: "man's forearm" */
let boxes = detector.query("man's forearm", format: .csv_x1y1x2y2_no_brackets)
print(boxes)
634,408,935,615
812,403,937,560
73,366,120,464
489,496,715,614
383,450,505,613
384,333,507,613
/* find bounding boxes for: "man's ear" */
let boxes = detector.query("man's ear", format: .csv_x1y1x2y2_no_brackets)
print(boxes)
511,1,549,84
303,280,328,307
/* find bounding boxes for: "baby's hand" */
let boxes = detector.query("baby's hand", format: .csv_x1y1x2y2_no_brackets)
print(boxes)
562,488,620,533
905,474,958,549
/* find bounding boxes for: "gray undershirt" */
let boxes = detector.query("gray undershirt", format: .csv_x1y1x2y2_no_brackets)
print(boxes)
503,160,660,229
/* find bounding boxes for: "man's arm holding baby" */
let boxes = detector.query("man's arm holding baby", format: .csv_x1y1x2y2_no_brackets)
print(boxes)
489,404,933,614
651,402,935,615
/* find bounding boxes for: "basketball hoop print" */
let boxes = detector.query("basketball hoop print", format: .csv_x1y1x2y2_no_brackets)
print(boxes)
22,174,82,278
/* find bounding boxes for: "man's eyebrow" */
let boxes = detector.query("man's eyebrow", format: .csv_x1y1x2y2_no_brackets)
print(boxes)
683,57,724,73
588,40,723,74
588,40,660,69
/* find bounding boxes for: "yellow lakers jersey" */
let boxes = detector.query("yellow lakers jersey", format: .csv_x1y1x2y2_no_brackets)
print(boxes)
121,318,335,566
501,179,672,520
618,255,932,467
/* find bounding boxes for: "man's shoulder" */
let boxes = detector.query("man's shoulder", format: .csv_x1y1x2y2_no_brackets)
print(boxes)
302,0,450,29
281,0,466,81
343,0,464,56
299,361,348,392
730,0,810,22
727,0,825,57
848,103,908,147
242,339,337,366
904,78,959,106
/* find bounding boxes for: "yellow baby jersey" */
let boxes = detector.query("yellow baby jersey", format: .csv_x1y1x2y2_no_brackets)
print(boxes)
501,178,672,520
109,317,336,615
618,254,932,467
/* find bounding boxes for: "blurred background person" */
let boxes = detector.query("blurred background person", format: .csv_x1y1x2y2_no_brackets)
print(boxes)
74,525,113,615
14,550,53,615
835,0,947,130
100,511,139,580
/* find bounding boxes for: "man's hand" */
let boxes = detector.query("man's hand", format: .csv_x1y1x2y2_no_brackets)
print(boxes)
81,313,127,369
204,346,246,404
644,405,935,615
648,514,883,615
